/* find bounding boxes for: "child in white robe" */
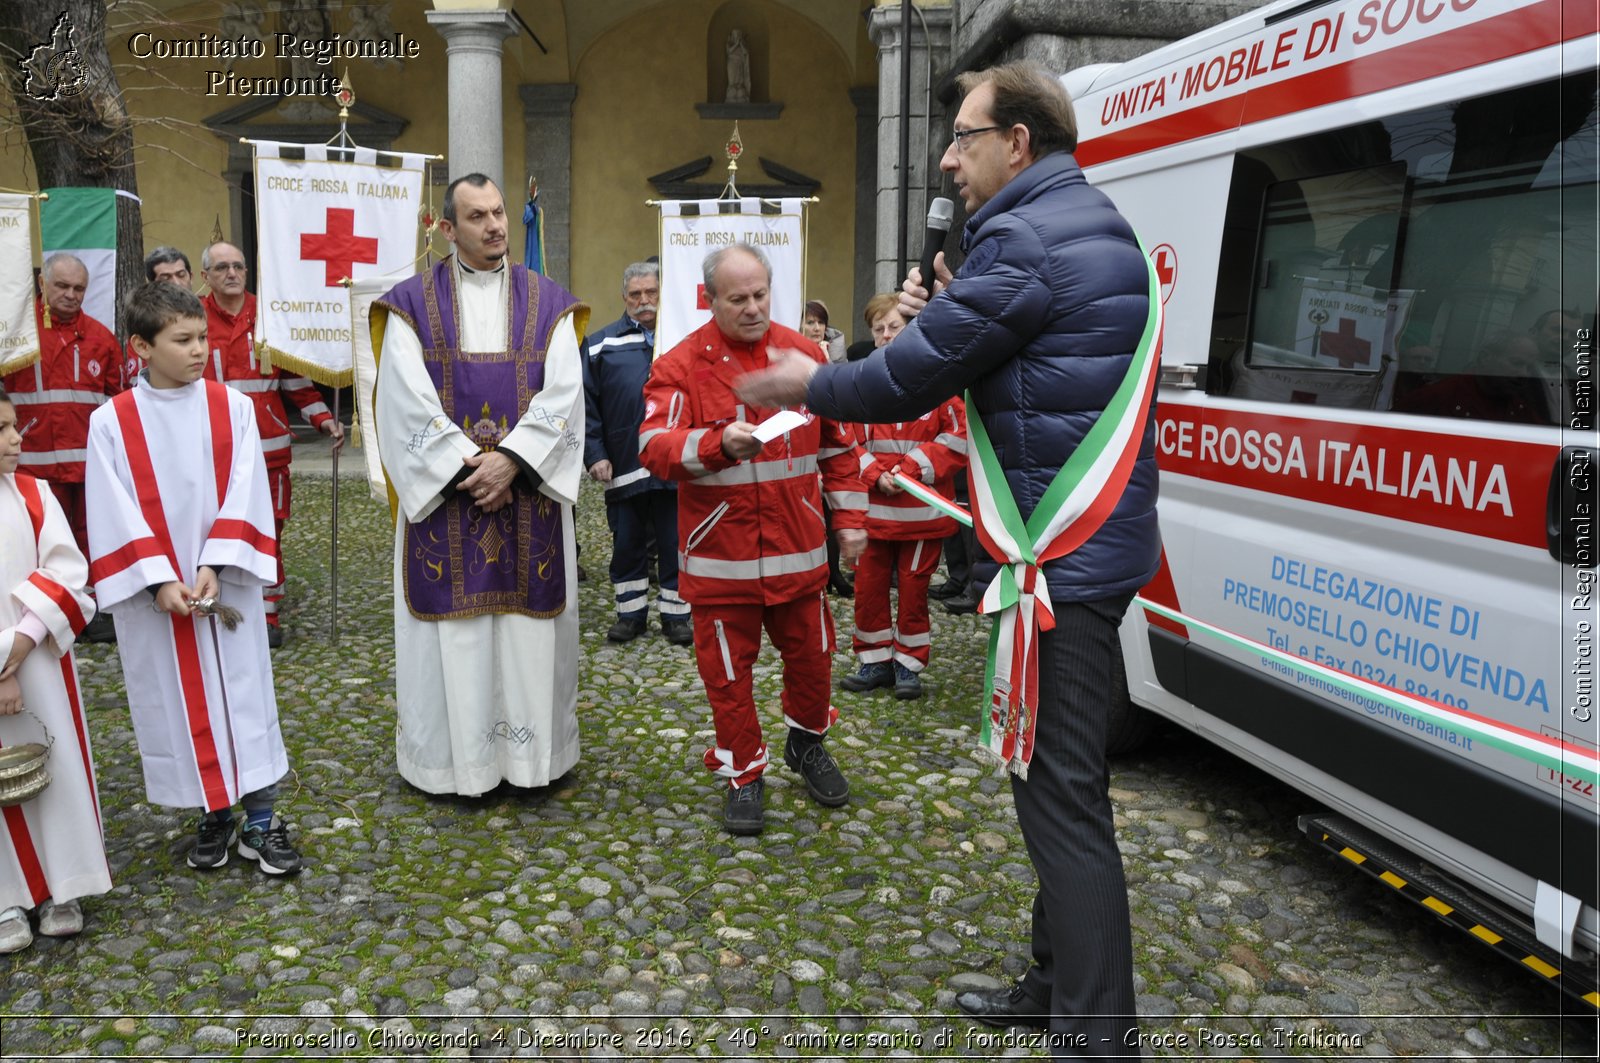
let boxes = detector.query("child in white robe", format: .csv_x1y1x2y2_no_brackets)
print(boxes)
0,386,112,952
85,282,303,875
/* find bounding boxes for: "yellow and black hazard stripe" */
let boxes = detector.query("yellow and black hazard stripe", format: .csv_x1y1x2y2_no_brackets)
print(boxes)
1300,813,1599,1010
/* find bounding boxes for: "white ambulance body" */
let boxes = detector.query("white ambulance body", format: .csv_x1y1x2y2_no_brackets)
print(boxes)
1066,0,1598,995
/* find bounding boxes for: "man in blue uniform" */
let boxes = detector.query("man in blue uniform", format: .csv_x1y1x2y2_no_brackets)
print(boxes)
583,262,691,644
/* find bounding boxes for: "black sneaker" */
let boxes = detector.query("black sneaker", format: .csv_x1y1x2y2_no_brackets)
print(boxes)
237,818,305,875
661,617,694,646
893,662,924,700
839,661,893,692
187,812,237,870
783,731,850,807
606,616,647,643
723,777,765,836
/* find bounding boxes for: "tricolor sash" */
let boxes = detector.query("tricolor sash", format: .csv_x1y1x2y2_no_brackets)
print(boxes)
968,243,1164,777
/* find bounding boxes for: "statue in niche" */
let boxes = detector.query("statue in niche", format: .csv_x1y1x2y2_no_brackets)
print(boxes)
725,29,751,104
348,2,401,67
218,1,264,71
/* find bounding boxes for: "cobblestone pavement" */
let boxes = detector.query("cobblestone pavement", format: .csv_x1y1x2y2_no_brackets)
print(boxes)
2,452,1596,1060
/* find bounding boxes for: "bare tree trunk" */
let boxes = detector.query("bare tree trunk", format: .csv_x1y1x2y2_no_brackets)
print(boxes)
0,0,142,336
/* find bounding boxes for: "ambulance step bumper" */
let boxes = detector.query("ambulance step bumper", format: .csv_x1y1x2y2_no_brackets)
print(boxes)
1299,812,1599,1010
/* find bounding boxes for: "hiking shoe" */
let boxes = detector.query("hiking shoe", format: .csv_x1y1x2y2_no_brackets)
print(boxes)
839,661,893,692
187,812,237,870
893,662,924,700
607,616,647,643
238,818,304,876
723,777,765,836
37,898,83,937
662,617,694,646
0,907,31,954
784,731,850,807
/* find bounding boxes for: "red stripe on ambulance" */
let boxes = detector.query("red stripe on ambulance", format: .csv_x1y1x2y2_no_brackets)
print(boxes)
1155,405,1554,548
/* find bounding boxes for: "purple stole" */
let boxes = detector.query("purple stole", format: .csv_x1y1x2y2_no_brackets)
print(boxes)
377,259,580,620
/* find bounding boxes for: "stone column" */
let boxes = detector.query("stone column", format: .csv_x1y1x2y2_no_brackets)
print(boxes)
519,84,577,286
425,7,518,193
868,5,954,293
849,87,878,334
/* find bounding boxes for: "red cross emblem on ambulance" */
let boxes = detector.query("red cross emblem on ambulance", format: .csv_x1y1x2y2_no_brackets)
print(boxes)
1151,244,1177,305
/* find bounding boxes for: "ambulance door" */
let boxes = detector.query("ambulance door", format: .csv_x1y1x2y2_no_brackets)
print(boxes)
1161,67,1596,929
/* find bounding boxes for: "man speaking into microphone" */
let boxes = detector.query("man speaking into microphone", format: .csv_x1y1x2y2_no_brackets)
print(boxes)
737,62,1160,1058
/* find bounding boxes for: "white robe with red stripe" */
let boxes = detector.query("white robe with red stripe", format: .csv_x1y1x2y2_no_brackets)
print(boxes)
85,377,287,810
0,473,111,910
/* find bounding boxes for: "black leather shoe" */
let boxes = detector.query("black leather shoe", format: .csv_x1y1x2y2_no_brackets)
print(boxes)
266,624,284,649
606,616,647,643
661,617,694,646
942,590,979,615
723,777,765,835
929,580,965,600
954,982,1050,1030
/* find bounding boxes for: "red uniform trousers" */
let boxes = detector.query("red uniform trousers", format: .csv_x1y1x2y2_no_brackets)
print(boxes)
852,537,942,671
695,591,839,786
265,465,291,627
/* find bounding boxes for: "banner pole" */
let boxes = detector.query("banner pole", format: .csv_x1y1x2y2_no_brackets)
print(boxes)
330,388,341,645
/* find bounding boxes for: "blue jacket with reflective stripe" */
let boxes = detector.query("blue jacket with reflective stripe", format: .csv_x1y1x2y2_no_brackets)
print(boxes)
582,313,674,500
807,151,1160,603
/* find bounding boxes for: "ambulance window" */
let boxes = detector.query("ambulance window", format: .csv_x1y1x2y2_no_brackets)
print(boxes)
1210,70,1597,426
1241,165,1406,405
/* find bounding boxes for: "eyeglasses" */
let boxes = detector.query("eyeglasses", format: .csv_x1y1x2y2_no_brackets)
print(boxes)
950,125,1004,152
209,262,247,273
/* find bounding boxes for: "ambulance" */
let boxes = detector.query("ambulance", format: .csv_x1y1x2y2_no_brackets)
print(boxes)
1063,0,1598,1002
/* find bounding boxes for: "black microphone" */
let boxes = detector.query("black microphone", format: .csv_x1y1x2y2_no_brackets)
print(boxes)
918,197,955,297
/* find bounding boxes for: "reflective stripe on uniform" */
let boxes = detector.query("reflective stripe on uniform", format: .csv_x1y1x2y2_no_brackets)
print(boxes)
681,429,711,476
695,454,818,487
868,503,946,522
10,389,106,406
935,431,968,454
681,544,826,581
606,466,652,492
18,449,88,464
826,491,867,510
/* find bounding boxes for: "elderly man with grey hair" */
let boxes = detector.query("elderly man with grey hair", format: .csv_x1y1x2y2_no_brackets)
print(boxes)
639,243,867,836
582,260,692,645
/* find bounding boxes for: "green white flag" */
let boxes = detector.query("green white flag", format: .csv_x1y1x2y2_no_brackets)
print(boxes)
40,187,117,329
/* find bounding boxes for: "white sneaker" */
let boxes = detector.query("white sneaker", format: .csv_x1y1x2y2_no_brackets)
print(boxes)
37,898,83,937
0,906,31,953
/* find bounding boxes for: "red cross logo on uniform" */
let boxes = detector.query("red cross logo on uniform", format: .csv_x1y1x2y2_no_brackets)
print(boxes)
301,207,379,287
1151,244,1177,304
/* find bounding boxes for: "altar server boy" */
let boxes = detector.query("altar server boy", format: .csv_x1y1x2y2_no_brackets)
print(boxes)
86,282,303,875
0,386,112,951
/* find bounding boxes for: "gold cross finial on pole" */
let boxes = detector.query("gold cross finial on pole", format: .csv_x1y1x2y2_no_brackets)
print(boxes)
721,122,744,199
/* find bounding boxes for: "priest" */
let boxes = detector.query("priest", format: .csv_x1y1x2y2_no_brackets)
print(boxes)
371,174,589,796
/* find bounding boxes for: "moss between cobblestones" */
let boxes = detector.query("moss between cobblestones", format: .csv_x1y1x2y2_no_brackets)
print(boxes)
0,475,1590,1059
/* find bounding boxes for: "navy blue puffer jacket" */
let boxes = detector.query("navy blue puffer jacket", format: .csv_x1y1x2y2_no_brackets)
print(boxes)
807,151,1159,603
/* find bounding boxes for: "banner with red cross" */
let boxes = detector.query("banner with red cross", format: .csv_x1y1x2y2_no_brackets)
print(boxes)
1290,278,1415,374
251,141,428,386
655,198,807,357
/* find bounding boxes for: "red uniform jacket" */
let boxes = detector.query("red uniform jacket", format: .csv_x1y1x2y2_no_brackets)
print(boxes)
2,300,123,483
639,321,867,606
860,398,968,541
202,292,333,469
